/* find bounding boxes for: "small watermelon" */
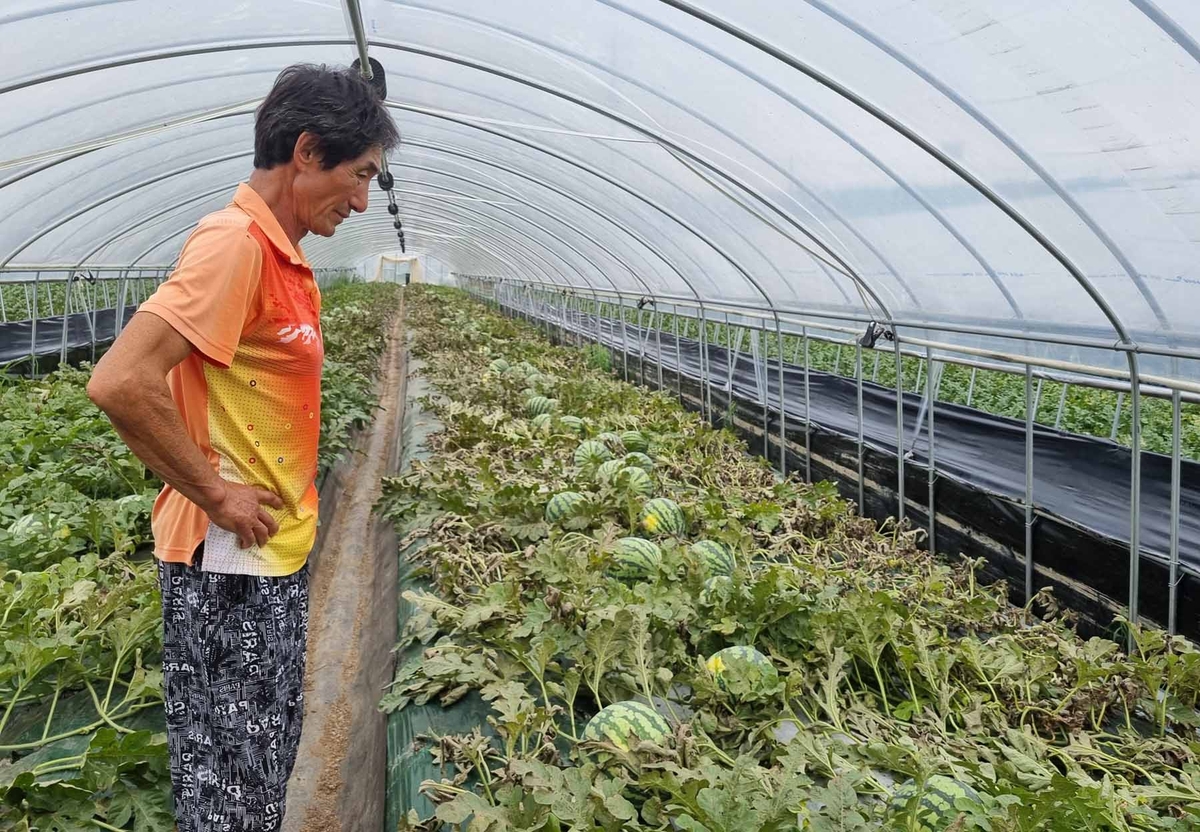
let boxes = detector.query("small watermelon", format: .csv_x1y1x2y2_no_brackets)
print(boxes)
545,491,588,524
639,498,686,537
574,439,614,470
513,361,538,377
581,701,671,752
597,431,625,452
705,646,779,700
622,452,654,472
521,387,537,399
690,540,735,576
888,776,983,831
619,431,649,453
595,459,626,484
615,466,653,497
526,396,557,417
488,358,510,373
558,415,585,435
609,537,662,579
530,413,553,433
699,575,732,606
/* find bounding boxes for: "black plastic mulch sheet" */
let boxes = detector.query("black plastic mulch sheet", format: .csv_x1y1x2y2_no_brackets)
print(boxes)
545,309,1200,582
0,307,138,364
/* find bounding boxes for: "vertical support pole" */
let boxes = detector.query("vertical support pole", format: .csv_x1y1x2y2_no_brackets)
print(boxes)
655,309,664,392
1111,391,1125,441
1169,389,1181,636
758,326,769,458
616,291,629,382
894,333,905,523
856,344,865,515
774,315,787,477
0,282,6,322
1054,382,1069,430
673,304,682,403
699,304,711,421
30,271,41,374
966,367,978,407
1033,378,1044,420
914,358,923,394
1128,360,1143,639
926,346,937,557
803,327,812,483
1025,364,1035,607
24,283,32,319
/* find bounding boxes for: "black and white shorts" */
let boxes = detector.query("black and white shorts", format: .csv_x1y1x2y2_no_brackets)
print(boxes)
158,548,309,832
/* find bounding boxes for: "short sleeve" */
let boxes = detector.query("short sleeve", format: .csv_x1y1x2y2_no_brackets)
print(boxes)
139,218,263,368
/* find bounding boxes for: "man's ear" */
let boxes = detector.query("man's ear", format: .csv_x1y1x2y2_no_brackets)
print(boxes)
293,132,324,171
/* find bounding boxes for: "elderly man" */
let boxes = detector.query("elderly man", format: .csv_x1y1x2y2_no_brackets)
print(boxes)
88,64,399,831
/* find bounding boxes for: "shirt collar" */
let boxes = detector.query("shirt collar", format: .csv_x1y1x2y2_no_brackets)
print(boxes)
232,183,311,269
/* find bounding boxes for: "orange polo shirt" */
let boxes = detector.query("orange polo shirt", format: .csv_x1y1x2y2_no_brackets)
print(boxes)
139,183,323,576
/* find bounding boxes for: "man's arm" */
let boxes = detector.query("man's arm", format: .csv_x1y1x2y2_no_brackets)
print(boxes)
88,311,282,549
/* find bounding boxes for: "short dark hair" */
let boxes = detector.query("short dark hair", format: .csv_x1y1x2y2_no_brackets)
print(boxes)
254,63,400,170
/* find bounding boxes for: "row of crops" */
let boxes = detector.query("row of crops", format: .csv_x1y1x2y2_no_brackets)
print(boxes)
0,278,162,323
585,305,1200,461
0,278,402,830
381,285,1200,831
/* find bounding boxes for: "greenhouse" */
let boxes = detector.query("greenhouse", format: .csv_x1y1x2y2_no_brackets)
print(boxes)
3,1,1200,830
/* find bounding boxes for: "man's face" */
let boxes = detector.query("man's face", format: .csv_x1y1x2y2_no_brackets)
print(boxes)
295,144,382,237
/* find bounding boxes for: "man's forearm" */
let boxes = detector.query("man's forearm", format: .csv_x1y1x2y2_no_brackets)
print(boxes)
103,376,226,512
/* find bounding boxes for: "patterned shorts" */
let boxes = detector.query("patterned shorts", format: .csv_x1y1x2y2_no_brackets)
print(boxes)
158,548,309,832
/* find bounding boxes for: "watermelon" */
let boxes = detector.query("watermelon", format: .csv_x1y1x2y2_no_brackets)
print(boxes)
597,431,625,452
530,413,552,433
622,452,654,472
690,540,735,576
545,491,588,524
609,537,662,579
581,701,671,752
615,466,653,497
639,498,686,537
521,387,537,399
513,361,538,378
526,396,557,417
619,430,649,453
705,646,779,700
699,575,732,606
488,358,510,373
888,776,983,831
558,415,585,435
595,459,626,484
574,439,613,470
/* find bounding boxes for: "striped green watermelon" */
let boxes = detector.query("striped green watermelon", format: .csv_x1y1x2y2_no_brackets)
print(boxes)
699,575,732,606
639,498,686,537
574,440,613,470
622,452,654,472
513,361,538,378
597,431,625,452
595,459,625,484
690,540,735,576
619,431,649,453
545,491,588,524
521,387,537,399
581,701,671,752
488,358,510,373
609,537,662,579
530,413,553,433
705,646,779,700
526,396,557,417
558,415,585,435
888,776,983,831
615,467,653,497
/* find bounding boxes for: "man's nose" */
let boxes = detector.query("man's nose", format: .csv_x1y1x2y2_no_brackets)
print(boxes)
349,180,369,213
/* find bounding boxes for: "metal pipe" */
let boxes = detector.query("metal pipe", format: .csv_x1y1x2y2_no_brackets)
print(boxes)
775,314,787,476
857,344,865,514
1055,383,1069,430
966,367,978,407
1128,359,1144,636
927,345,937,557
895,332,906,523
1111,392,1125,441
1170,389,1182,636
799,328,812,481
1033,378,1045,421
1025,364,1035,606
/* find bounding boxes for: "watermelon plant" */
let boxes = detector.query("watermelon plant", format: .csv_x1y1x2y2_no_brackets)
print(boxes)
378,286,1200,832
